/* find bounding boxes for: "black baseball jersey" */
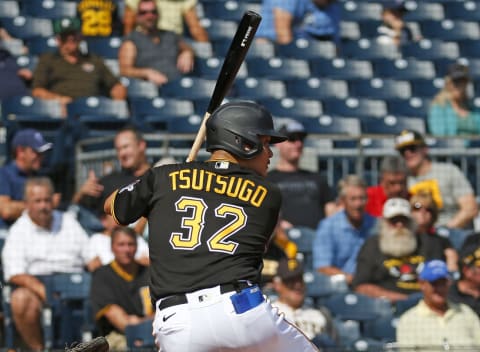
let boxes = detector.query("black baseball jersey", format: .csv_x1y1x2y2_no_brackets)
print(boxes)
111,161,282,301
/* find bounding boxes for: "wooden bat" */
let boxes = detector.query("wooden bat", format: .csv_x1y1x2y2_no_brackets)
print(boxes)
186,11,262,162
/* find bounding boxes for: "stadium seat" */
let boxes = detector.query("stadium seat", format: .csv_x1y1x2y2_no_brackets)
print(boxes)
67,96,129,119
363,315,398,343
85,37,123,59
387,97,431,118
247,57,310,80
125,319,155,350
350,338,385,352
459,39,480,59
214,38,275,59
349,79,411,100
442,1,480,21
1,95,63,118
373,58,436,80
322,98,387,119
122,77,159,98
0,0,20,17
361,116,426,135
333,318,361,348
259,98,322,119
130,97,194,119
286,78,349,99
302,115,361,136
15,54,38,71
420,20,480,41
161,77,217,100
343,39,400,60
303,271,349,304
339,21,361,40
22,1,77,19
394,292,423,316
403,2,445,21
26,36,59,55
200,19,238,41
233,78,286,100
166,115,203,134
286,226,316,255
311,58,373,80
1,16,53,39
410,78,444,98
276,39,336,60
193,56,247,79
188,40,213,59
357,20,383,39
202,1,260,21
401,40,460,60
324,292,392,322
74,115,131,137
340,1,382,22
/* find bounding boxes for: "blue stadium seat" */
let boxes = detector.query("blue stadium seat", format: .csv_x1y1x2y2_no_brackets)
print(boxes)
0,1,20,17
233,78,286,100
130,97,194,119
286,78,348,99
2,95,63,118
340,1,382,21
357,20,383,39
343,39,400,60
247,57,310,80
349,79,411,100
67,96,129,119
1,16,53,39
188,40,213,59
350,338,385,352
361,116,426,135
420,20,480,41
302,115,361,136
322,98,387,119
125,319,155,350
276,39,336,60
202,1,260,21
339,21,361,40
459,39,480,59
200,19,238,41
363,315,398,343
387,97,431,118
373,58,436,80
26,36,59,55
401,39,460,60
311,58,373,80
403,2,445,21
303,271,349,304
167,115,203,134
443,1,480,21
214,38,275,59
85,37,122,59
193,56,247,79
75,115,131,137
324,292,392,322
455,58,480,80
15,54,38,71
286,226,316,254
410,78,444,97
259,98,322,119
333,318,361,348
22,1,77,19
122,77,159,98
161,77,217,100
394,292,423,316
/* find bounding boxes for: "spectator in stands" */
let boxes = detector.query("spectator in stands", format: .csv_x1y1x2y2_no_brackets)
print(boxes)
395,129,478,230
313,175,376,284
32,17,126,117
449,244,480,316
428,63,480,137
77,0,123,37
268,120,334,230
377,0,417,47
87,213,149,272
410,191,459,274
0,47,30,100
0,129,53,234
1,177,91,351
118,0,195,86
365,155,409,217
397,260,480,348
91,226,153,350
271,258,338,344
257,0,341,45
73,126,150,216
123,0,209,42
353,198,446,303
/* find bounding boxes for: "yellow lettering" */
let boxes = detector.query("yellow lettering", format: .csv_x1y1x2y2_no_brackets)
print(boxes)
204,171,215,192
238,180,254,202
226,177,241,198
169,171,180,190
191,169,204,191
215,175,227,194
251,186,267,207
179,170,191,189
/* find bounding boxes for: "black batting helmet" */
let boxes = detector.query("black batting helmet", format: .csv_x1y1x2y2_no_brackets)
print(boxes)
206,101,287,159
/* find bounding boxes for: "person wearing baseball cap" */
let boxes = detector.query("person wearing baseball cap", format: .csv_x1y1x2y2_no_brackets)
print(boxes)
428,62,480,138
377,0,417,47
397,259,480,348
0,129,53,230
395,129,478,230
449,244,480,316
352,198,446,303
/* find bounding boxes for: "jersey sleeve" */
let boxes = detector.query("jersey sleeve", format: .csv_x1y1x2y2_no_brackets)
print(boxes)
111,170,154,225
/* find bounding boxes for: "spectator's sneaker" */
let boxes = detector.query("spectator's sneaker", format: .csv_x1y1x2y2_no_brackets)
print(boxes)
65,336,109,352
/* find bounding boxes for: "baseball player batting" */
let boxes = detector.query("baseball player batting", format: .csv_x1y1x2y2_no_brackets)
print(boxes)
104,101,319,351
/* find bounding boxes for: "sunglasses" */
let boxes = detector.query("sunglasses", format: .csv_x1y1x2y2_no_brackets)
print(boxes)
287,134,306,143
138,9,158,15
399,145,420,155
412,202,434,213
387,216,410,225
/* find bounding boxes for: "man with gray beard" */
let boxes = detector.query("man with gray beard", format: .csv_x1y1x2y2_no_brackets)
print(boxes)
352,198,446,303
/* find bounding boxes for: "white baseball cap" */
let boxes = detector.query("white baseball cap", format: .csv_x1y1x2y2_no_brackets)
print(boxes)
383,198,411,219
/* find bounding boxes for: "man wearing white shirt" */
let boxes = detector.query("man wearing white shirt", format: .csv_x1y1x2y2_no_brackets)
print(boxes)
1,177,90,351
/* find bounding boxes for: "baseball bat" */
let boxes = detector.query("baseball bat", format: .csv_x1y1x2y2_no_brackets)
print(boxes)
186,11,262,162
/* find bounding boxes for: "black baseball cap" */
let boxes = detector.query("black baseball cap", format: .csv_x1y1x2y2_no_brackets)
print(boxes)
460,244,480,268
395,129,426,151
276,258,304,280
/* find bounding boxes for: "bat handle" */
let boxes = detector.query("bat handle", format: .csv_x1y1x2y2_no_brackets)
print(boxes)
186,112,211,162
